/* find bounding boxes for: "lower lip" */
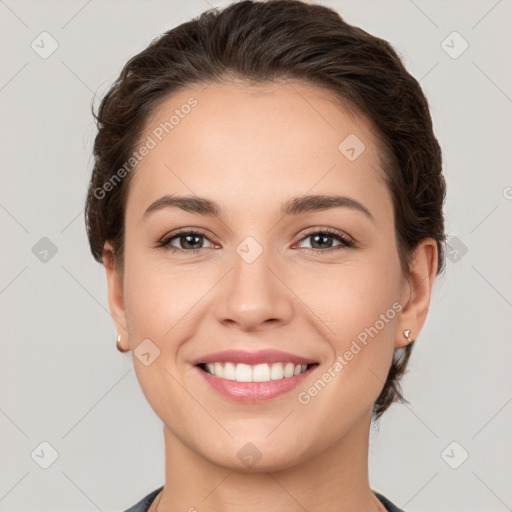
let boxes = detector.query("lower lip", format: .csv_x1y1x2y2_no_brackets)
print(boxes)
195,364,317,402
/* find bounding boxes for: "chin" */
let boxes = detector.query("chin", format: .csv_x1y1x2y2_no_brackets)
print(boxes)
197,436,313,473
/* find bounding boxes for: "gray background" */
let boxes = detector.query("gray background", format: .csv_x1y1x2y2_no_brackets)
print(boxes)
1,0,511,511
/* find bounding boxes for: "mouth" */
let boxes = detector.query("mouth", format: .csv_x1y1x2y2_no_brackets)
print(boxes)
196,361,320,382
190,349,320,401
194,361,320,402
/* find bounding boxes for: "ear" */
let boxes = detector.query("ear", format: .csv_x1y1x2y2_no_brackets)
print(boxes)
103,242,130,351
396,238,439,348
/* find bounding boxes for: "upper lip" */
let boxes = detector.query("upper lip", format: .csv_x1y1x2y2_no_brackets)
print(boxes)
191,349,318,366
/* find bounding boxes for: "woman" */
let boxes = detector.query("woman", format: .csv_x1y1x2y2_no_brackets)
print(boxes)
85,1,446,510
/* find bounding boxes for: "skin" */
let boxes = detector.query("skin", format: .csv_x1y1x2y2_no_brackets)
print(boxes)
103,80,438,512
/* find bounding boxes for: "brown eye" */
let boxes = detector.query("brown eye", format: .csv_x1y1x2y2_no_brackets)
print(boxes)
296,228,355,253
158,230,215,254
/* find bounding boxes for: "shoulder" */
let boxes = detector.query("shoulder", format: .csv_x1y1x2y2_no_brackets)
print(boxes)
374,491,406,512
121,486,164,512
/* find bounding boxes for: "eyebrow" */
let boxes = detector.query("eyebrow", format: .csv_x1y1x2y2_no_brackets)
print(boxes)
143,194,375,222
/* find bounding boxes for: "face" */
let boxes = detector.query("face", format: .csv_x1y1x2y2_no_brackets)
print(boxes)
106,80,426,471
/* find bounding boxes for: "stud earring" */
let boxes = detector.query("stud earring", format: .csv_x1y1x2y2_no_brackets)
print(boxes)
403,329,415,344
116,333,130,353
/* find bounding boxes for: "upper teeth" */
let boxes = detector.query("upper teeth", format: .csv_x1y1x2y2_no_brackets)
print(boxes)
204,362,309,382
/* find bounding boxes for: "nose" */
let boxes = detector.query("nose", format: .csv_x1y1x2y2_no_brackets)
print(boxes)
214,247,294,332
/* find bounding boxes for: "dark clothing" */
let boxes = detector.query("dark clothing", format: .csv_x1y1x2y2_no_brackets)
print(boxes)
122,485,406,511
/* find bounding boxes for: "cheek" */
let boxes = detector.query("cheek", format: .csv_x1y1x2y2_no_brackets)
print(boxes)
299,249,401,336
122,240,172,342
122,244,209,352
300,278,399,430
303,251,401,391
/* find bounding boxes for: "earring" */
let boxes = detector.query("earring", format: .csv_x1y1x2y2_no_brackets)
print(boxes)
403,329,415,344
116,333,130,353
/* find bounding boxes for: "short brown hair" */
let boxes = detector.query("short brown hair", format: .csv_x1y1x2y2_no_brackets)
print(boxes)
85,0,446,420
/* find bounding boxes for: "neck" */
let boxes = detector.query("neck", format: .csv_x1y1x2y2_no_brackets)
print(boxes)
152,410,385,512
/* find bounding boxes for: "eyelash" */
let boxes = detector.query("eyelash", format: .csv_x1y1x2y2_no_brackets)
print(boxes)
156,227,356,255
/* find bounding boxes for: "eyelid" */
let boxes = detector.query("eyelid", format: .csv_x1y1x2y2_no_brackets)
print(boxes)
157,226,356,253
295,226,355,246
157,227,217,248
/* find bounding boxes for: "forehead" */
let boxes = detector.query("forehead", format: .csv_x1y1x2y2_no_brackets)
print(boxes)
126,80,391,223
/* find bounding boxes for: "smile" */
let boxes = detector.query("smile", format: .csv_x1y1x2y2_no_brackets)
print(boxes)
195,362,320,402
198,361,314,382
